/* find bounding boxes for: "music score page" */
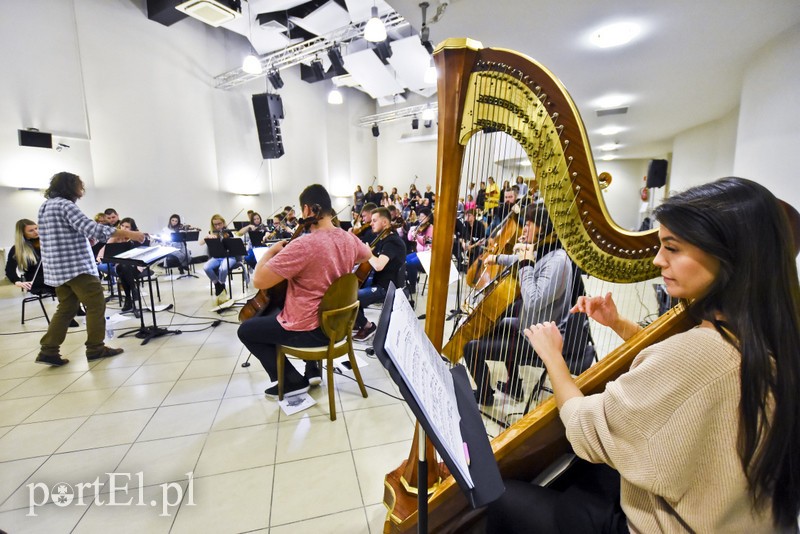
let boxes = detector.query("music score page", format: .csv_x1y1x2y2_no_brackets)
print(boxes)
383,289,473,487
113,245,178,264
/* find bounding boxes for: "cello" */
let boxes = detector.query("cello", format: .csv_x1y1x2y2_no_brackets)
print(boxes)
237,214,318,322
465,209,520,290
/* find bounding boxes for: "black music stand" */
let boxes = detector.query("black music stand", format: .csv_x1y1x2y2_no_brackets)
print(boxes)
372,285,504,532
205,237,247,299
170,231,199,279
109,246,182,345
248,230,266,248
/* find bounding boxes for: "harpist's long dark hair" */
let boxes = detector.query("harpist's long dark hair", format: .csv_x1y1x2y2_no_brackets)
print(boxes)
654,177,800,528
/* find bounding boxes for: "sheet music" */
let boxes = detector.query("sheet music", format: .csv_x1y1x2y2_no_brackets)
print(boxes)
384,288,473,487
111,245,178,264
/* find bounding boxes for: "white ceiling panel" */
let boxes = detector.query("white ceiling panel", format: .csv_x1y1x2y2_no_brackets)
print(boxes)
290,1,351,36
387,36,434,92
343,48,405,98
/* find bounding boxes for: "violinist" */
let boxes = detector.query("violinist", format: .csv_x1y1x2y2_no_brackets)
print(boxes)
463,204,575,406
199,214,243,300
487,186,520,236
6,219,49,294
462,208,486,267
237,184,372,398
102,217,150,316
282,206,298,231
352,202,378,244
353,207,407,341
405,208,434,305
265,213,292,241
161,213,193,274
237,212,266,270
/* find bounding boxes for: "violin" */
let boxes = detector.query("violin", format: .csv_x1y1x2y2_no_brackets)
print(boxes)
354,220,403,286
238,213,319,322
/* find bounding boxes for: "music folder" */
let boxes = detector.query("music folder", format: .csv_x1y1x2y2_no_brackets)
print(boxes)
372,284,504,509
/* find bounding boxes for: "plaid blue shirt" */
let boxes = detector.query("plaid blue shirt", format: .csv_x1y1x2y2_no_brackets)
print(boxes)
37,198,115,286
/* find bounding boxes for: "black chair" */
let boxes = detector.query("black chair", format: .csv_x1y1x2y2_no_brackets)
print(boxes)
21,291,56,324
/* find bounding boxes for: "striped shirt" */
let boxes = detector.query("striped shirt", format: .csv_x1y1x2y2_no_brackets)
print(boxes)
37,197,115,286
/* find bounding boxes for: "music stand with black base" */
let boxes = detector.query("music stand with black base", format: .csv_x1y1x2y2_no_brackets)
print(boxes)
205,237,248,302
372,285,504,532
109,246,183,345
170,231,199,279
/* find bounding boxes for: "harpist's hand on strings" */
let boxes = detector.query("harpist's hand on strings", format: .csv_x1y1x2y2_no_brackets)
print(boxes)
571,292,619,328
523,322,564,364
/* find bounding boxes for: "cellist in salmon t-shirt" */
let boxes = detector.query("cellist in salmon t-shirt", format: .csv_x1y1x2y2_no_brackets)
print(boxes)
237,184,372,398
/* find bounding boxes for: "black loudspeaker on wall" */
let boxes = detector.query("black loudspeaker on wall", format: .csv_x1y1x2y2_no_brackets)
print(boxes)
646,159,668,189
252,93,285,159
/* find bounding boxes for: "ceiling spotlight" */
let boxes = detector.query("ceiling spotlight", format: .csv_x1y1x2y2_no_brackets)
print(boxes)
310,58,326,81
267,69,284,89
372,124,380,137
55,143,70,152
411,117,419,130
242,54,262,75
598,126,624,136
594,94,628,109
328,45,345,73
421,107,435,121
590,22,641,48
328,87,343,105
598,142,621,152
364,6,387,42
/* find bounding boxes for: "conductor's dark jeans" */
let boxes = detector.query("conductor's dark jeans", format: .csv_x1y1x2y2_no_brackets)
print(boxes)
486,459,628,534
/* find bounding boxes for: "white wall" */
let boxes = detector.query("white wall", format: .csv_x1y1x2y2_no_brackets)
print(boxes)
670,108,738,193
0,0,377,250
734,23,800,213
594,158,656,231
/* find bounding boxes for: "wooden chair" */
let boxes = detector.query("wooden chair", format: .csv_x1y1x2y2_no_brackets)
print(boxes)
276,273,368,421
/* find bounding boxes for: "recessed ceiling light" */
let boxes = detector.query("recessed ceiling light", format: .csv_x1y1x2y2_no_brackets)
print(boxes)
594,94,629,109
600,155,618,161
598,126,624,136
590,22,641,48
598,143,621,152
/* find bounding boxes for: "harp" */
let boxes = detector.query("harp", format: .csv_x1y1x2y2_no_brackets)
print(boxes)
382,39,698,533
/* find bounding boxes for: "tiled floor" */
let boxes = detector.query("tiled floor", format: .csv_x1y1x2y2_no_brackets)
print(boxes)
0,273,423,533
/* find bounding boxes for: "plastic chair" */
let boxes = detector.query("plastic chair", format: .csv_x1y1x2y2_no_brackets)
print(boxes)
276,273,367,421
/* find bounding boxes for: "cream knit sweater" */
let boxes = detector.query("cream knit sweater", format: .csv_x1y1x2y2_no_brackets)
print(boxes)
560,327,774,533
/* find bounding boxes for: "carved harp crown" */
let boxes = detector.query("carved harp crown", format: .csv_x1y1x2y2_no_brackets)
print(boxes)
432,38,660,290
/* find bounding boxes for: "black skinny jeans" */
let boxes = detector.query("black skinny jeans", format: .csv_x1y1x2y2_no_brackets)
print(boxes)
237,310,329,384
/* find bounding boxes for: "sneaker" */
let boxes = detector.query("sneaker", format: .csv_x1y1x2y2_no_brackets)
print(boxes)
353,322,377,342
121,299,134,313
87,346,124,361
264,379,310,400
214,283,226,297
35,353,70,366
305,362,322,387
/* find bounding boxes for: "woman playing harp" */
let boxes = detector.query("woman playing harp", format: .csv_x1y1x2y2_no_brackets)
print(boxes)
488,177,800,533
